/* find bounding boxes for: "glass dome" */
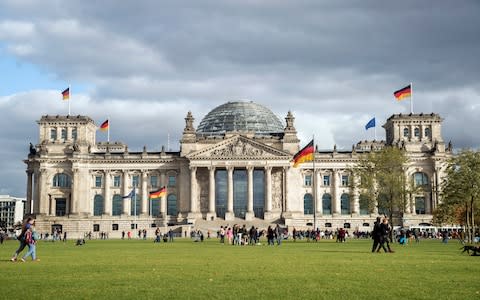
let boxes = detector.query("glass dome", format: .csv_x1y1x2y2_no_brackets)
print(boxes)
196,101,284,136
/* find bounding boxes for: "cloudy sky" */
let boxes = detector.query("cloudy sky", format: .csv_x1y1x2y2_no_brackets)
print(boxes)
1,1,479,197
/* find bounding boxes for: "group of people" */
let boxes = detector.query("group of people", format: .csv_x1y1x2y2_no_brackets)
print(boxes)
10,217,39,262
218,224,266,246
371,216,394,253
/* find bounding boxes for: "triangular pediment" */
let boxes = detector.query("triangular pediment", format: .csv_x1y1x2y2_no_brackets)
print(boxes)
187,135,291,160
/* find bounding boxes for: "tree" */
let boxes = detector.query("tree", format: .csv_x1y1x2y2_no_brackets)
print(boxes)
437,150,480,243
352,146,410,227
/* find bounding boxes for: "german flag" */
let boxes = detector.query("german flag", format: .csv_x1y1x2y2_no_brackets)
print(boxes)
393,84,412,101
149,186,166,199
61,87,70,100
293,140,314,167
99,119,109,131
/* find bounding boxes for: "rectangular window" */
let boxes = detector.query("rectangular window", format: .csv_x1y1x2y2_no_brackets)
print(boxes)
113,176,121,187
132,175,139,187
304,175,312,186
50,128,57,140
93,224,100,232
112,224,119,231
95,176,102,188
72,128,77,141
61,128,67,140
55,198,67,216
415,197,426,214
323,175,330,186
168,175,176,187
150,175,158,188
341,175,349,186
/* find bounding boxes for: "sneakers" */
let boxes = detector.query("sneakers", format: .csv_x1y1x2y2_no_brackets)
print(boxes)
20,258,26,262
10,257,16,262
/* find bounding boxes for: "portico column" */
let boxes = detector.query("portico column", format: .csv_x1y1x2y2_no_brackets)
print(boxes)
315,170,322,215
245,166,254,221
206,166,216,221
26,170,33,215
69,169,79,215
33,170,40,214
122,171,130,215
141,171,148,216
264,166,273,219
225,166,235,221
190,166,197,213
103,170,112,216
160,172,166,217
332,169,340,216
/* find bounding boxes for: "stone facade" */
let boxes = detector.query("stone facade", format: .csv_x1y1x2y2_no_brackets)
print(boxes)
24,104,452,237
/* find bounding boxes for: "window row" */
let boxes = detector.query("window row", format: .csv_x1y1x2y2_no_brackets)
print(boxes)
303,175,349,186
403,127,431,138
92,194,177,216
52,173,176,188
50,127,78,141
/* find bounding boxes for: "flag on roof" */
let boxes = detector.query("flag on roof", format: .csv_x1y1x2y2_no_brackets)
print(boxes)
61,87,70,100
99,119,109,131
365,117,375,130
393,84,412,101
293,139,314,167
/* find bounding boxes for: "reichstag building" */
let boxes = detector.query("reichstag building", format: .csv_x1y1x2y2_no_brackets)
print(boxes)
24,101,451,236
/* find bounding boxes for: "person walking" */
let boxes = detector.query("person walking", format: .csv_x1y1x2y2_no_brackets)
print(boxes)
11,217,34,262
21,220,40,262
378,218,394,253
371,217,382,253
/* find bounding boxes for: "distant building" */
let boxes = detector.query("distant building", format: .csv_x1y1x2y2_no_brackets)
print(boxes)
24,101,452,236
0,195,26,228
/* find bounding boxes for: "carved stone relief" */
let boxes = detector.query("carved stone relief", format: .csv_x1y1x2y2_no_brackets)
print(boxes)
271,169,283,211
211,139,264,157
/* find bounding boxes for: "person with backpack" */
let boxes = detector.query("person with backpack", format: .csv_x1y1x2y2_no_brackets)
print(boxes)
10,217,34,262
21,220,40,262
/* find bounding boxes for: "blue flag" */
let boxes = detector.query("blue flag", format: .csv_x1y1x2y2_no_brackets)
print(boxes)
122,188,136,199
365,117,375,130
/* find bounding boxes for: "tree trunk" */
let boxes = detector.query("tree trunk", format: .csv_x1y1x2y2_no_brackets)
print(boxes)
471,198,475,243
465,203,471,243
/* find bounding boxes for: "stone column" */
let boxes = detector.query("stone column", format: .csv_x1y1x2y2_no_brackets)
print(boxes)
332,169,340,216
26,170,33,215
160,172,166,217
141,171,148,216
187,166,200,222
225,166,235,221
315,169,323,215
103,170,112,216
245,166,254,221
122,171,130,215
352,174,359,215
206,166,216,221
32,170,41,214
37,169,49,215
69,169,79,215
264,166,273,220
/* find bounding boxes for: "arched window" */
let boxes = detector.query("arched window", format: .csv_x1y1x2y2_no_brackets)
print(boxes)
424,127,431,138
93,195,104,216
304,193,313,214
322,193,332,215
341,193,350,215
112,195,122,216
53,173,71,188
403,128,409,137
414,127,420,137
167,194,177,216
414,172,429,187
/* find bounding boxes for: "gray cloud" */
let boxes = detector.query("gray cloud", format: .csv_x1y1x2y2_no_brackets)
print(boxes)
0,1,479,197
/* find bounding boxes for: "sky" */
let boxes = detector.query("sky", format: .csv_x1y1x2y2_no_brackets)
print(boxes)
1,1,479,197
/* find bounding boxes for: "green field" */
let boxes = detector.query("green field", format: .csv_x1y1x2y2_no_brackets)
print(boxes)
0,238,478,300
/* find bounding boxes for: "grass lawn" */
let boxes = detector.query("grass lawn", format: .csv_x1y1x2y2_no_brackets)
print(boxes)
0,237,478,300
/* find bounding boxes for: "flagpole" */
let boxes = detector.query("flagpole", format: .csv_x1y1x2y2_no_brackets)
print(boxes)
107,117,110,142
68,85,71,116
313,135,317,231
410,82,413,114
134,188,137,231
374,116,377,141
